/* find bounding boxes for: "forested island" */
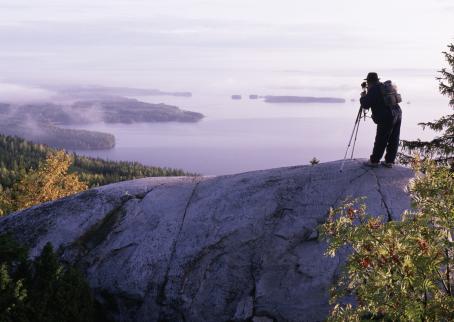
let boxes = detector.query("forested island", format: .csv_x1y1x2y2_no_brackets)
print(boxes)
0,134,193,190
0,97,204,150
0,118,115,150
264,96,346,103
3,98,203,125
72,99,203,123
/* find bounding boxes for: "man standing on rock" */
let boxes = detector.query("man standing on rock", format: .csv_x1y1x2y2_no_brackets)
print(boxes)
360,72,402,168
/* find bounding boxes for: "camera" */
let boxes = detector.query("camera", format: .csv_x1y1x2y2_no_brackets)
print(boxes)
360,81,368,98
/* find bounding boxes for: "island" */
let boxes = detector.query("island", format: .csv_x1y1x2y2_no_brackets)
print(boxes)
264,96,346,103
71,98,204,124
0,97,204,150
0,118,115,150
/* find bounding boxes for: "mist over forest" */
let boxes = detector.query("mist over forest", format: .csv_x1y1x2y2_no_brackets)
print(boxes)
0,84,203,150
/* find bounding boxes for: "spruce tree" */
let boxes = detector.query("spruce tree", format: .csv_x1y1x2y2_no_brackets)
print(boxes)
0,237,96,321
401,43,454,166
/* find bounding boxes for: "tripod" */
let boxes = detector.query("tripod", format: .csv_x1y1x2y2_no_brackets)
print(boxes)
340,106,366,172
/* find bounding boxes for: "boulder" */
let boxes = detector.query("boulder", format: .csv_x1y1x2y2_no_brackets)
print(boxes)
0,159,414,321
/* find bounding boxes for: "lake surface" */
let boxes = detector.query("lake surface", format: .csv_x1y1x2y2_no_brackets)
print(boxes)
71,70,450,175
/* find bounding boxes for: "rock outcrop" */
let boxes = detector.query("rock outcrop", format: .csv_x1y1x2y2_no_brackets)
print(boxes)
0,159,414,322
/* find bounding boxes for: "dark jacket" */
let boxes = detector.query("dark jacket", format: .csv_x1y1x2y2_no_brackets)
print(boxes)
360,83,400,124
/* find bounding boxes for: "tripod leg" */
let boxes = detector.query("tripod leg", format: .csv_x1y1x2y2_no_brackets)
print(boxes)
342,110,361,160
340,108,362,172
350,116,361,159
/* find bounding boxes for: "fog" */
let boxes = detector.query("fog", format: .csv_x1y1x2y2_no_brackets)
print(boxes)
0,83,54,102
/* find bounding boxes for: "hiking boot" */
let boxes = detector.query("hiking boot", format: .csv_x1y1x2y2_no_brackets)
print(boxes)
381,161,393,168
363,160,379,168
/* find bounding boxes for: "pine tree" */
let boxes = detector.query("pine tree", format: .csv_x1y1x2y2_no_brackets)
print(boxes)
401,43,454,165
0,186,13,217
0,237,96,321
0,236,28,322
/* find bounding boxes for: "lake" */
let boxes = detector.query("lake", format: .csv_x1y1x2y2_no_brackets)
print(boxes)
71,70,450,175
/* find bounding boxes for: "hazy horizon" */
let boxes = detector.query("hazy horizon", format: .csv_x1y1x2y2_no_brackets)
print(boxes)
1,0,453,90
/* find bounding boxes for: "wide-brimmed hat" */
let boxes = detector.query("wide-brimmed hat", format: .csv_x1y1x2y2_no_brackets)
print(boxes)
364,72,380,82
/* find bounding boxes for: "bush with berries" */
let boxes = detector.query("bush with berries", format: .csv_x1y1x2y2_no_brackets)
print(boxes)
320,160,454,321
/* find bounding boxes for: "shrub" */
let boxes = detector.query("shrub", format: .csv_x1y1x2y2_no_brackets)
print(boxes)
320,160,454,321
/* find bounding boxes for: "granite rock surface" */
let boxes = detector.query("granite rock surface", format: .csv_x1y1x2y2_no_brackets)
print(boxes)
0,159,414,321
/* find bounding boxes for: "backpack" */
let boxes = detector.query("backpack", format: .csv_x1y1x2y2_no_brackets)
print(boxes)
380,80,402,107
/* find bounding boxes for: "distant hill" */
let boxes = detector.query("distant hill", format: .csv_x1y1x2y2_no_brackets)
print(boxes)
0,134,193,190
50,84,193,98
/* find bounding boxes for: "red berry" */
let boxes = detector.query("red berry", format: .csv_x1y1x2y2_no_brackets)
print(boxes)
360,258,371,268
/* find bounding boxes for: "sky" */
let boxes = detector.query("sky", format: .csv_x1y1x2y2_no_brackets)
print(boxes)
0,0,453,88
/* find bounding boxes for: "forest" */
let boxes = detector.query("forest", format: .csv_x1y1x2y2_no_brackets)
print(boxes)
0,134,193,191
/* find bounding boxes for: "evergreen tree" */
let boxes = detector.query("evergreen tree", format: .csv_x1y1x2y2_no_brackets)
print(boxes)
0,264,28,322
0,235,30,322
401,43,454,166
26,243,95,322
0,236,96,322
0,133,193,200
0,135,195,216
0,188,13,217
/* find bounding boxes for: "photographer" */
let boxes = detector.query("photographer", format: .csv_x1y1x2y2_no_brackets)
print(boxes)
360,72,402,168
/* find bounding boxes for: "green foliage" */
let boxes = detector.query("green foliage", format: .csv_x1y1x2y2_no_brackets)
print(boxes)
0,235,28,322
10,151,88,212
0,134,192,190
0,133,194,215
401,43,454,166
0,236,95,322
320,160,454,321
71,153,192,187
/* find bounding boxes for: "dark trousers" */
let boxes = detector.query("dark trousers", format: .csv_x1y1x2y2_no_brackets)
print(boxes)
370,109,402,163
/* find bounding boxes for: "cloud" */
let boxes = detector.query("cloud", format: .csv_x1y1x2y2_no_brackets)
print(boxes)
0,83,55,103
0,17,371,51
0,0,449,80
0,1,446,53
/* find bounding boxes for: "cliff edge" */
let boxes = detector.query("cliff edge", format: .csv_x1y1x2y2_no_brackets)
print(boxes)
0,159,414,321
